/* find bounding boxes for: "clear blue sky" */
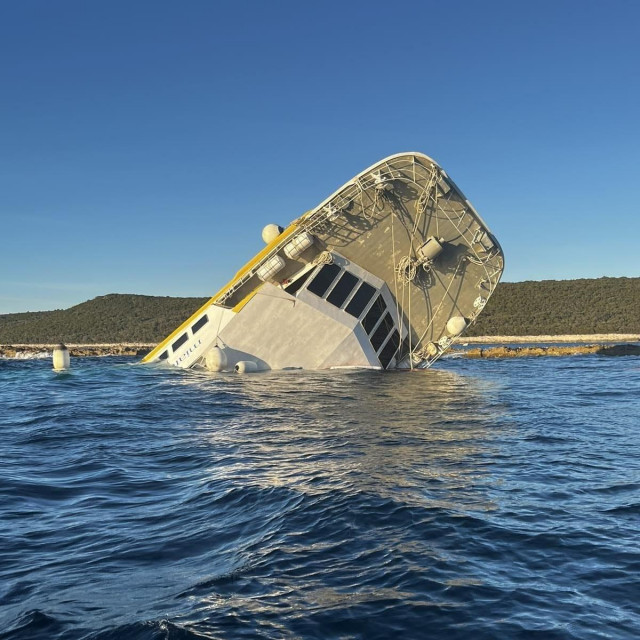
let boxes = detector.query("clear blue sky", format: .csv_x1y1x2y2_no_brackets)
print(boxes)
1,0,638,313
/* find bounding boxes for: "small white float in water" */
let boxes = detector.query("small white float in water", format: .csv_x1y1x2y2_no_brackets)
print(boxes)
234,360,259,374
52,343,70,371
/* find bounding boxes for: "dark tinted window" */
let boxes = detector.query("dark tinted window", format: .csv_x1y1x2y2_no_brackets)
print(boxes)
307,263,341,297
379,330,401,369
158,351,168,361
326,272,359,308
381,311,395,335
172,333,188,352
362,295,386,334
192,315,208,334
284,269,312,295
371,312,394,352
345,282,376,318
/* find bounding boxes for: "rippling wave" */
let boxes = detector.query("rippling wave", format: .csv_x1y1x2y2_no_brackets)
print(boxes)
1,355,638,638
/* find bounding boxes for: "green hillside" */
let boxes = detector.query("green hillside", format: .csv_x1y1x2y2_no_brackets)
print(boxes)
466,277,639,336
0,294,208,344
0,277,638,344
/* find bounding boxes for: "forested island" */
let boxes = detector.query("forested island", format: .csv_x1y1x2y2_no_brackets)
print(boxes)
0,277,638,344
467,277,639,336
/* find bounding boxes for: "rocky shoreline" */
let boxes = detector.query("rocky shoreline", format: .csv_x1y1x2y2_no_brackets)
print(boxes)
2,338,639,360
454,344,640,358
463,333,640,344
0,343,154,359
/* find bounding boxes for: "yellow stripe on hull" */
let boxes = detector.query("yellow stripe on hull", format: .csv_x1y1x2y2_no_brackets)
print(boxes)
142,223,299,363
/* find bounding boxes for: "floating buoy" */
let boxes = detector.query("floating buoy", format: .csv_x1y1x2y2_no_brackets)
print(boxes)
52,343,70,371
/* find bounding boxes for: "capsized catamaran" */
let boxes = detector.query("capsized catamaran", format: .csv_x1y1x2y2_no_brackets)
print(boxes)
143,153,504,372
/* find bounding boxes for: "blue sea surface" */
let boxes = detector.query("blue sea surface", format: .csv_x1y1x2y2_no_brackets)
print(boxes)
1,354,639,639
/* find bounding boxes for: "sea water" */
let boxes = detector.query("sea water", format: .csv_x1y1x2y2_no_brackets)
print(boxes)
1,355,638,639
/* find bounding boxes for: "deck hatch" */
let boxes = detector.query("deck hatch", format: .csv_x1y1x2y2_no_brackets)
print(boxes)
192,315,208,334
326,272,359,308
345,282,376,318
172,333,188,352
307,263,341,297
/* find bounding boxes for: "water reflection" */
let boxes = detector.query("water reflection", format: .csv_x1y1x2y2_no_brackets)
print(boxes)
177,368,506,514
4,357,637,639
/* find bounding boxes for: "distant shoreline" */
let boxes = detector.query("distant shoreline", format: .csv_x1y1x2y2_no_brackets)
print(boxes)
462,333,640,344
3,334,639,349
0,344,153,358
1,335,639,360
2,343,156,348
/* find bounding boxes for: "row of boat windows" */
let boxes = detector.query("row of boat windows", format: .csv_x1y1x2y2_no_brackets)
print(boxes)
286,264,377,319
158,266,401,366
158,313,210,360
288,263,401,368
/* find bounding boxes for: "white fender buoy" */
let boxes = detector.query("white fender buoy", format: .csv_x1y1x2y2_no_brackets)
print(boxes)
235,360,258,373
261,224,283,244
52,343,70,371
205,346,228,372
446,316,467,337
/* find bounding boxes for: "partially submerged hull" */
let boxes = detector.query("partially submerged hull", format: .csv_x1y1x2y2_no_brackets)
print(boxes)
143,153,504,371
